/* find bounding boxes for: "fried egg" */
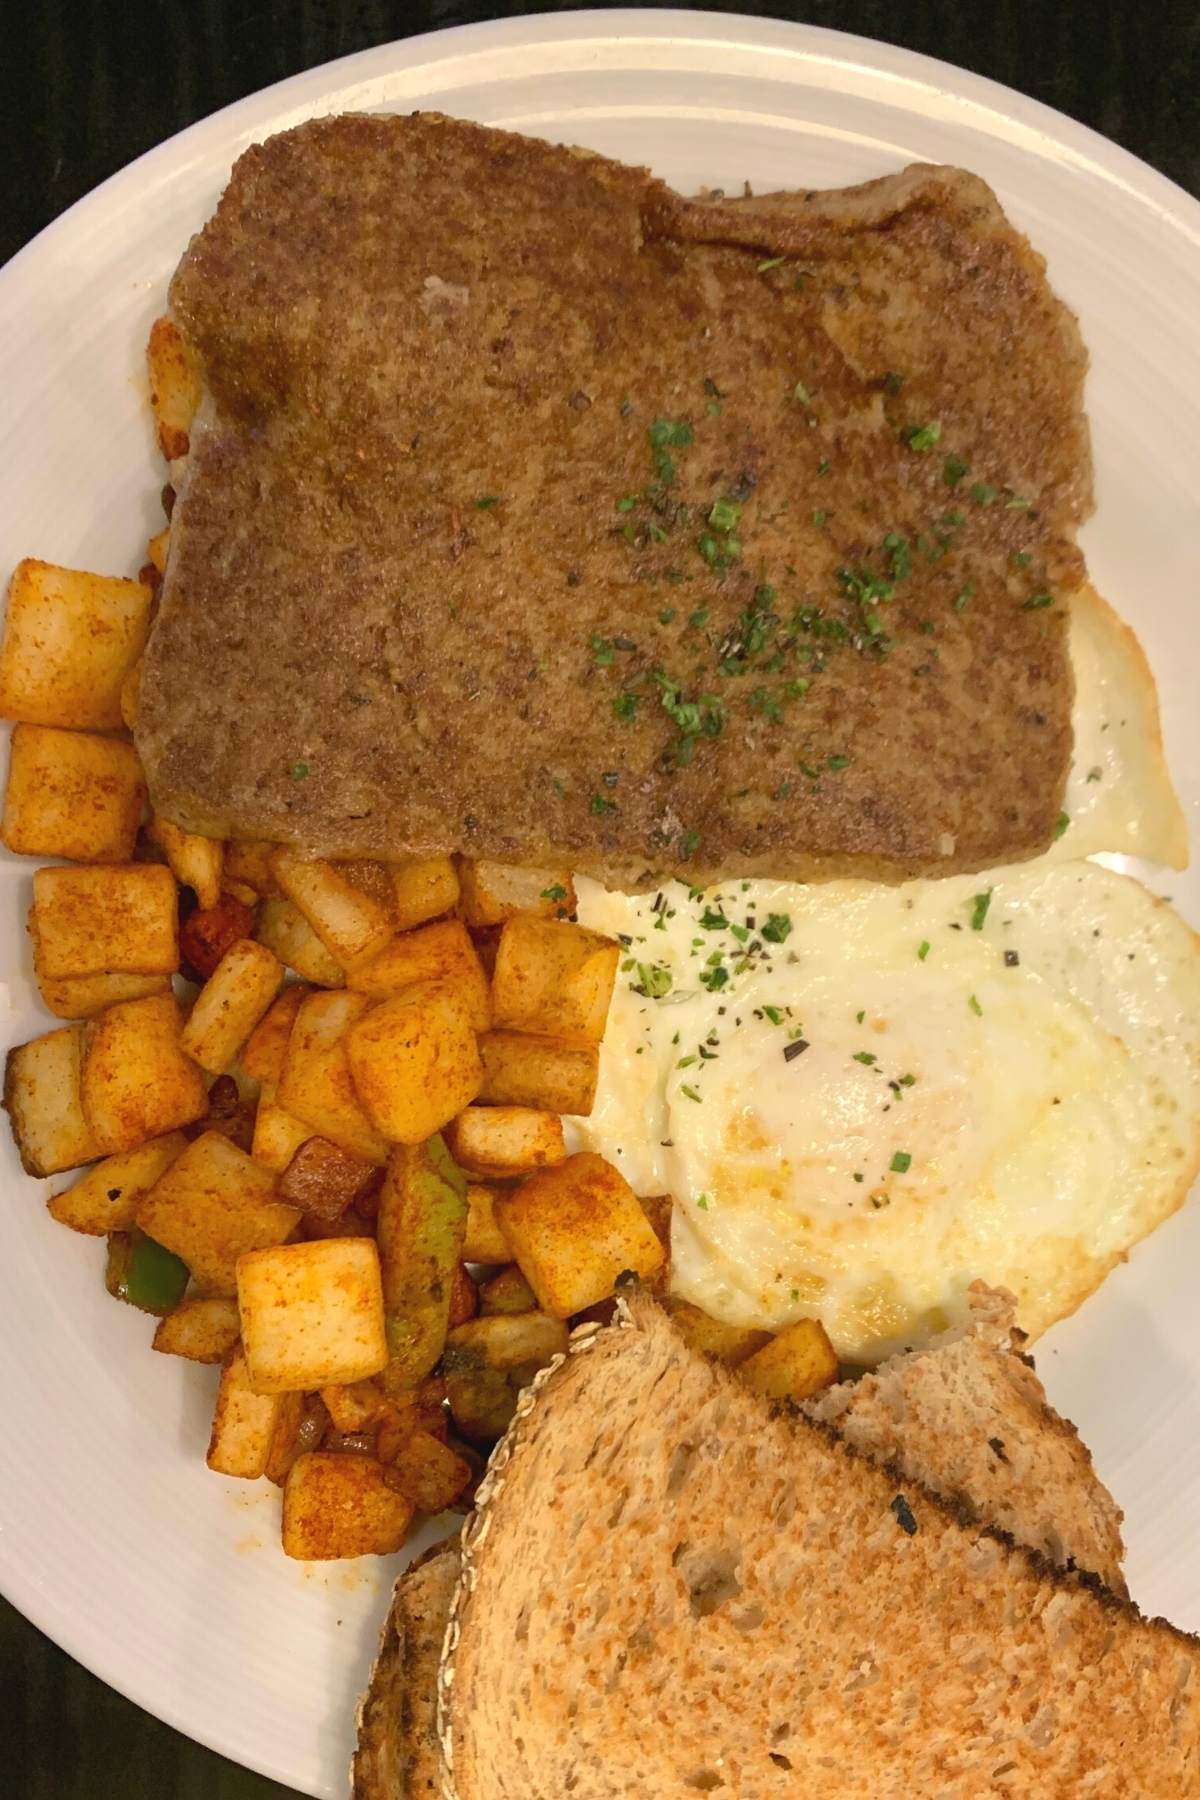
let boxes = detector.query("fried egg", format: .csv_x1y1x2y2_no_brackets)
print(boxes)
574,861,1200,1362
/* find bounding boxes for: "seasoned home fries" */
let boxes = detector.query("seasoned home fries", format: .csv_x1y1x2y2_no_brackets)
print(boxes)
0,373,840,1558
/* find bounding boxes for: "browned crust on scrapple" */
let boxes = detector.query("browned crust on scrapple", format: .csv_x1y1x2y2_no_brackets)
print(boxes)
139,113,1089,884
353,1543,460,1799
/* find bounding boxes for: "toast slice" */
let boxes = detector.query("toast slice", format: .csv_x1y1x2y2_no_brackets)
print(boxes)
354,1288,1128,1795
140,113,1092,885
442,1294,1199,1799
353,1544,460,1799
804,1281,1126,1591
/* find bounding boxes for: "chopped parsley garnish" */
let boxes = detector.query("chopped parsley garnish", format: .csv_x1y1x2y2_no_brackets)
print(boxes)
757,255,786,273
615,493,639,512
953,582,974,613
590,793,616,814
970,482,998,507
762,1004,784,1025
636,963,673,998
590,634,616,667
659,607,677,624
943,453,969,487
970,888,993,931
817,457,832,476
696,1192,711,1208
699,906,730,931
968,993,983,1017
900,420,942,452
853,1051,877,1066
656,672,724,765
699,965,729,992
289,761,309,780
1054,811,1070,839
884,370,905,394
540,884,567,902
681,1084,702,1103
827,753,850,771
855,1009,865,1024
918,940,930,961
761,913,793,944
890,1151,912,1174
680,828,702,857
1022,591,1054,610
1011,550,1031,568
648,418,694,449
474,495,500,509
793,380,812,405
612,692,638,721
812,508,828,527
890,1495,919,1535
708,497,742,533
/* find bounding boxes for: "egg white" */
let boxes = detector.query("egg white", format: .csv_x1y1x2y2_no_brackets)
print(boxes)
573,861,1200,1362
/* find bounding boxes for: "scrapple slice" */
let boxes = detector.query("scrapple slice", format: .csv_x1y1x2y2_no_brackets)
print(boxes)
441,1296,1199,1800
139,113,1090,885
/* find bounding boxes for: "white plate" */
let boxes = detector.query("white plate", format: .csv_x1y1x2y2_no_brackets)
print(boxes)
2,11,1199,1794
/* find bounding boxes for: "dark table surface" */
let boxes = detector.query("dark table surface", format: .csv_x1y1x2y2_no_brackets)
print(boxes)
2,2,1198,1795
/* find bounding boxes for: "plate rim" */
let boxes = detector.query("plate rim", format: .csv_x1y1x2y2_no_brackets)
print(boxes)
4,9,1200,1790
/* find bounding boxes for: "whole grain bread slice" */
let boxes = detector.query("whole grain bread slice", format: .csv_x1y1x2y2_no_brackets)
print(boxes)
352,1545,460,1799
804,1281,1126,1591
442,1294,1199,1799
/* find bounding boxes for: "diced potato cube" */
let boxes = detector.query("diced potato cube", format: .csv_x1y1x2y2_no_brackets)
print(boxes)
119,656,143,731
270,850,393,971
38,970,170,1021
0,560,153,731
491,916,619,1041
457,861,576,928
261,1390,312,1487
135,1129,300,1294
667,1301,772,1367
181,892,255,979
255,897,345,987
443,1313,569,1440
348,919,490,1030
380,1431,472,1513
81,992,209,1154
373,1381,449,1459
282,1451,414,1560
480,1264,538,1315
4,1024,101,1176
181,938,283,1074
738,1317,839,1401
321,1378,386,1435
463,1182,512,1264
152,1294,241,1363
240,983,307,1085
448,1262,480,1327
147,315,200,460
30,863,178,980
345,982,482,1145
496,1152,665,1319
1,723,145,862
146,528,170,576
267,1393,329,1487
276,989,388,1164
236,1237,388,1394
147,816,223,909
48,1131,187,1234
444,1106,565,1180
391,856,460,931
251,1086,315,1173
277,1136,380,1222
207,1342,283,1479
477,1030,598,1115
223,839,281,899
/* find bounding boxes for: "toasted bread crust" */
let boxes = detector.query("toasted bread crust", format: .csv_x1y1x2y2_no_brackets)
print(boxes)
442,1295,1199,1799
140,114,1089,884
